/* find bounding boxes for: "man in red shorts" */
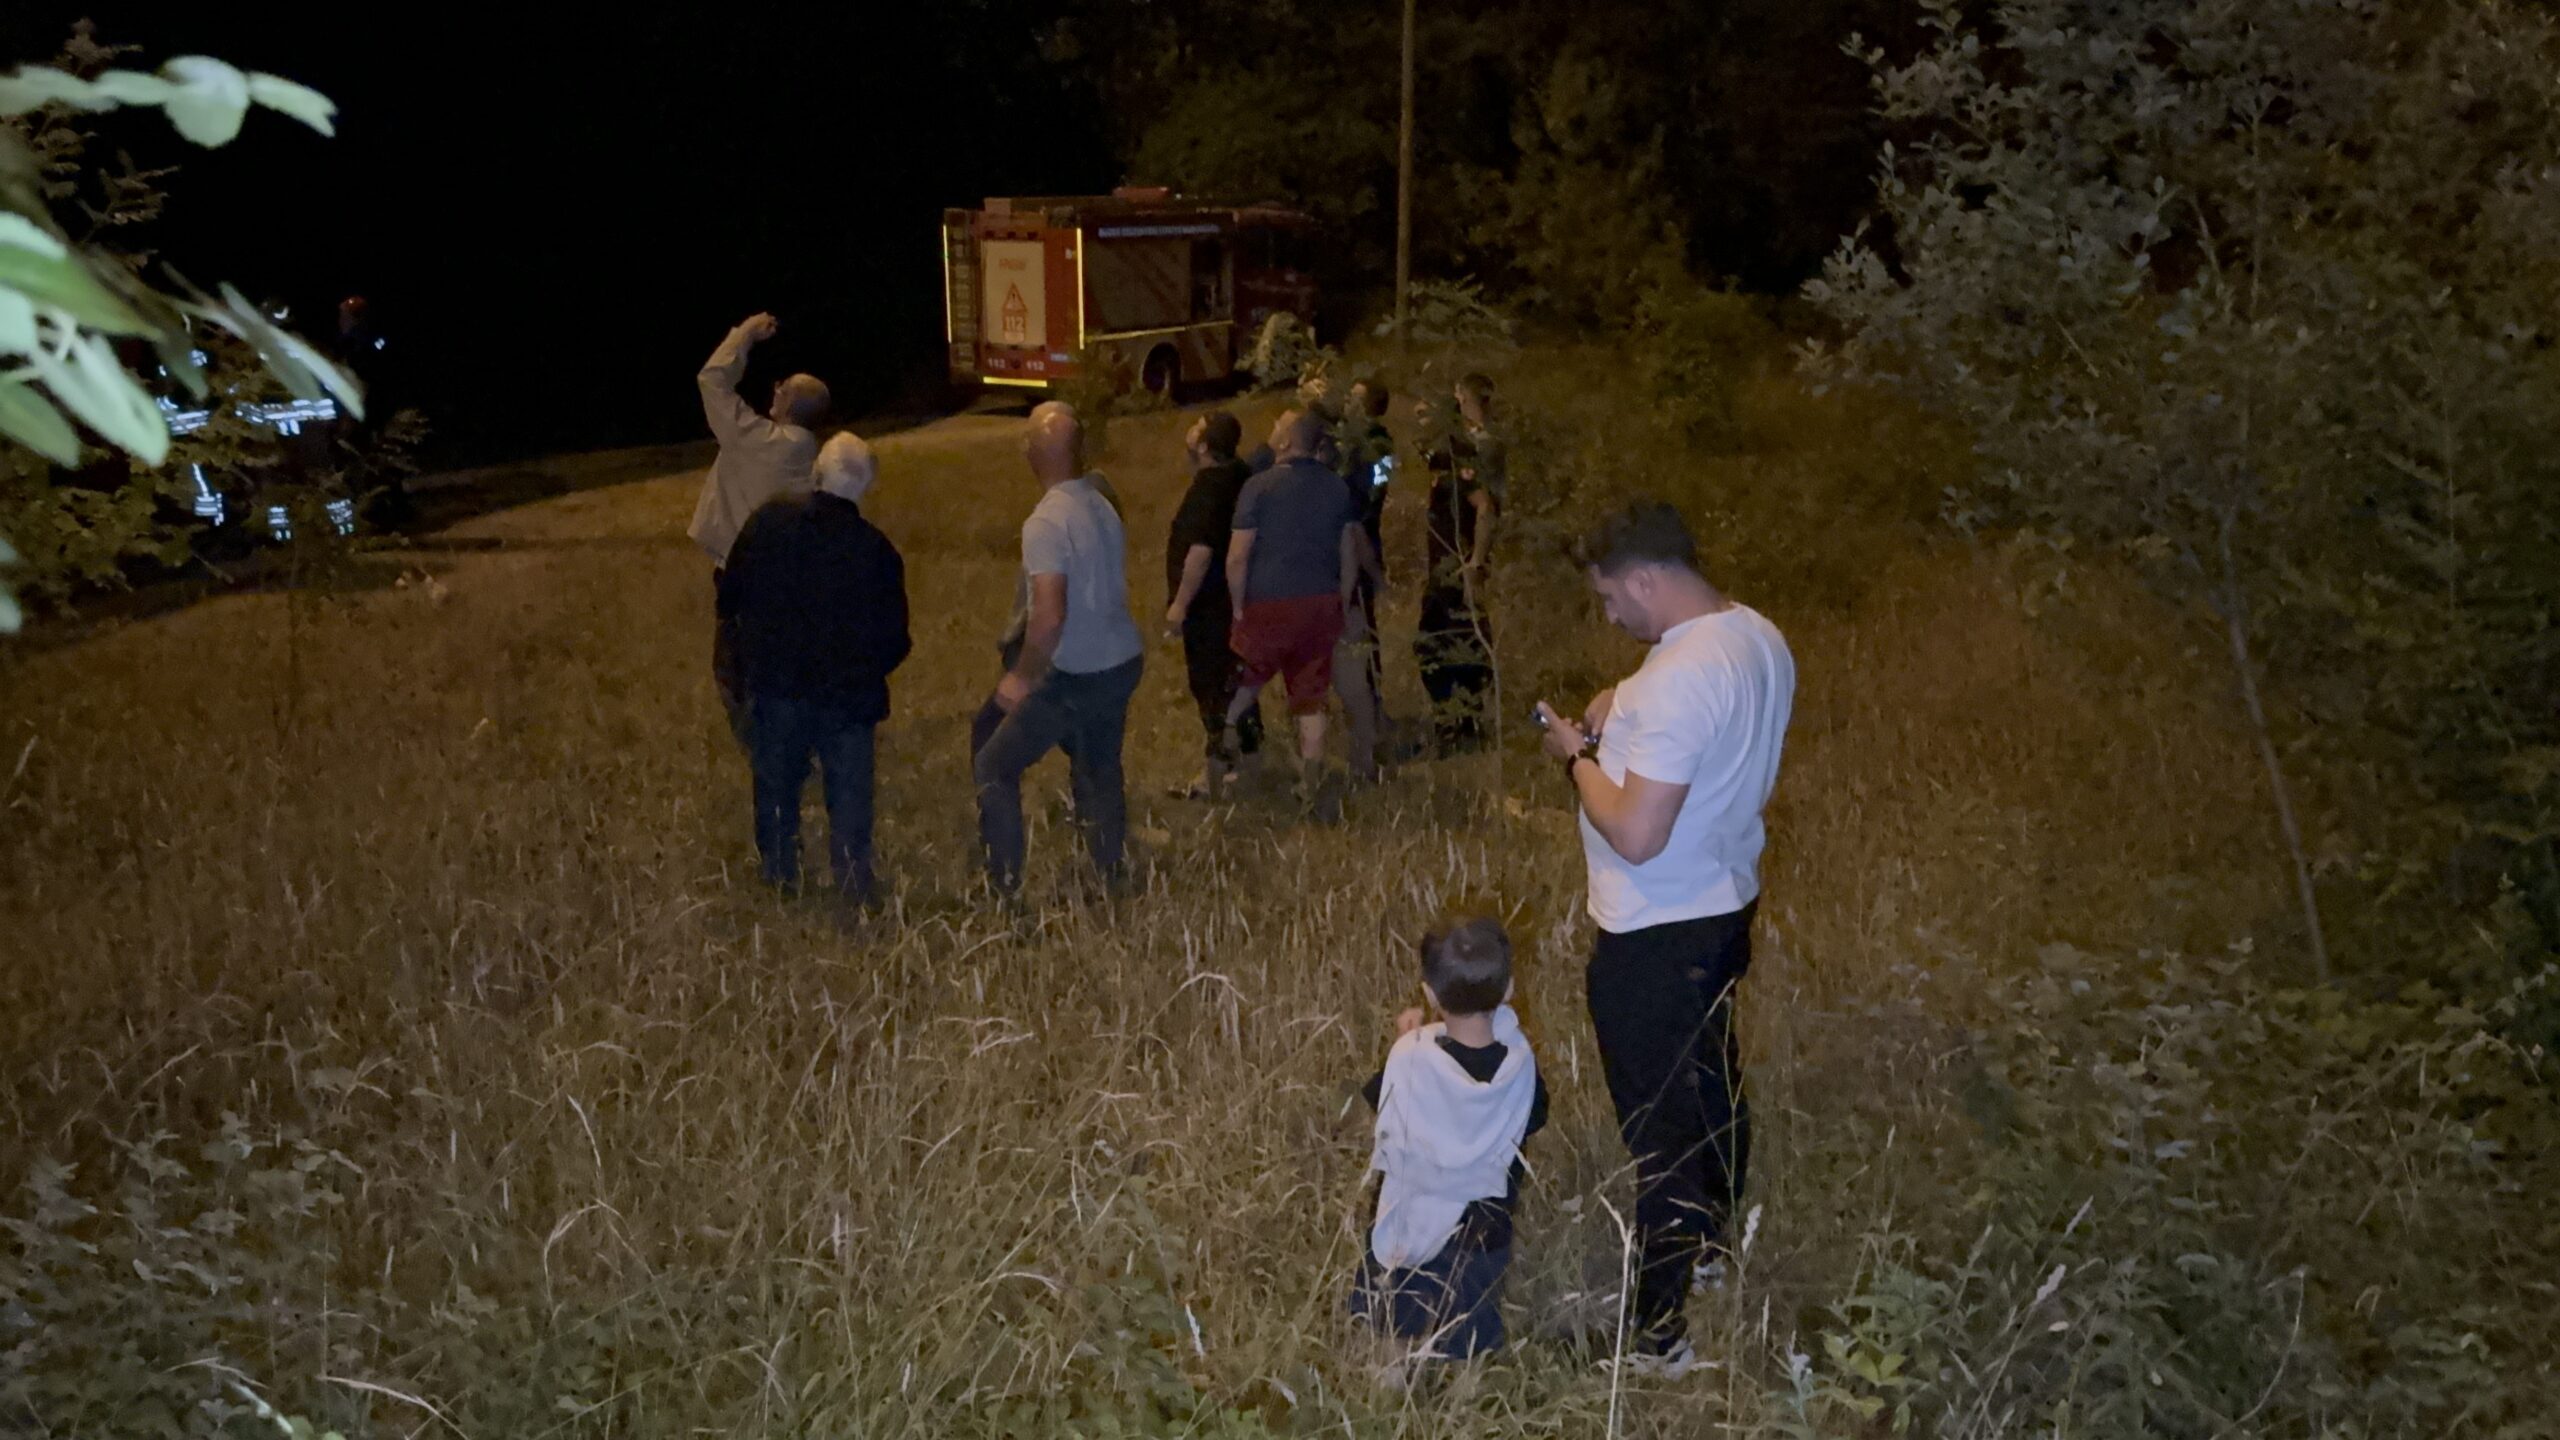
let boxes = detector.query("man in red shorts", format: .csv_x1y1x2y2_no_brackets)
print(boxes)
1223,407,1378,811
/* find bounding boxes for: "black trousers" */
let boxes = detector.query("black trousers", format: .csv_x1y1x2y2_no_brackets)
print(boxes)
1180,608,1262,760
742,695,876,898
969,656,1143,893
1586,902,1755,1346
1415,582,1492,750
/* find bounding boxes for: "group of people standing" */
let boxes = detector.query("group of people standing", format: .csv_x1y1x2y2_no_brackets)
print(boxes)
684,314,1795,1378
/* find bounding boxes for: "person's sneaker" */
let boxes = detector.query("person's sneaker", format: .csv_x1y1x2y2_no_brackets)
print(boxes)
1602,1336,1702,1381
1692,1256,1728,1294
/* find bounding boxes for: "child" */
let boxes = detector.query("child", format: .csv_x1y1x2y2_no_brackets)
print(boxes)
1352,914,1549,1360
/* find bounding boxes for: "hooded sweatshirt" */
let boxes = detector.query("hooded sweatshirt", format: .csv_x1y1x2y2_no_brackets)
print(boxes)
1367,1006,1540,1269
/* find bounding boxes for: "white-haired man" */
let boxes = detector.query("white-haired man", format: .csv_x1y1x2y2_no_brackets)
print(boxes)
690,312,831,728
718,433,910,903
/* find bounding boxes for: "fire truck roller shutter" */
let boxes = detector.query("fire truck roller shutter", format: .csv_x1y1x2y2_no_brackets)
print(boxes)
1085,237,1192,336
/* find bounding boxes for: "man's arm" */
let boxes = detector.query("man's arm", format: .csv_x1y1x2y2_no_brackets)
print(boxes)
1572,765,1690,864
1169,544,1215,622
1339,521,1378,606
1466,486,1498,574
998,572,1068,703
699,314,779,446
1225,530,1256,620
1538,707,1690,864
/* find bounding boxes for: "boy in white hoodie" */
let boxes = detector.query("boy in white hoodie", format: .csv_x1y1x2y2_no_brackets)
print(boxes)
1352,915,1549,1359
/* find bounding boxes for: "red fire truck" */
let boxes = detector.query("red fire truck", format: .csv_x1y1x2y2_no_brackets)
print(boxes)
942,188,1319,396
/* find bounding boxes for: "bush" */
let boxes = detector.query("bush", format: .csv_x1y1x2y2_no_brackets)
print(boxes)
1805,0,2560,1000
1776,945,2559,1438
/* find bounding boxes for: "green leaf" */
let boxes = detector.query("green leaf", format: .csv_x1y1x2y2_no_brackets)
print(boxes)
0,241,147,334
0,376,81,464
156,58,253,147
247,73,337,137
27,333,167,464
0,285,35,353
0,67,106,116
0,214,66,258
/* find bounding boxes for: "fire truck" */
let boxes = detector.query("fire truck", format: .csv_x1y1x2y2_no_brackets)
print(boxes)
942,188,1319,396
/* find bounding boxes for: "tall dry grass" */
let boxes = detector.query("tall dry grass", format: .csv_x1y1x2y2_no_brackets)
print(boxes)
1,360,2549,1439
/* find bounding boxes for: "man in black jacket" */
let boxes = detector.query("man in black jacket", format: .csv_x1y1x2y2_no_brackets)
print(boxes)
717,432,911,902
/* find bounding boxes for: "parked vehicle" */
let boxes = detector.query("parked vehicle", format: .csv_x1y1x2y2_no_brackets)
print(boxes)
942,187,1320,397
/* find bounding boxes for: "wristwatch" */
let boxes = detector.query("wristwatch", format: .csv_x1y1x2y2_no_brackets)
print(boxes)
1561,736,1599,784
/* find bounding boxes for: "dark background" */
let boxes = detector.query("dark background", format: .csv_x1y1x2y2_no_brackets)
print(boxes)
4,2,1910,471
0,4,1121,466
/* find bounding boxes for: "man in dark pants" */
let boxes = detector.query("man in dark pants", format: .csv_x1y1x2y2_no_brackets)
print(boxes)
719,433,911,902
972,401,1145,894
1534,502,1795,1379
1416,374,1502,753
1163,410,1261,798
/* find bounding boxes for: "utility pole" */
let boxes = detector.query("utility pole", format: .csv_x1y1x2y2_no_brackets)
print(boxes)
1394,0,1415,346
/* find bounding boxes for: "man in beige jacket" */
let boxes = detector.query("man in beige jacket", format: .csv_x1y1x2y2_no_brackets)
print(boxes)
689,312,829,729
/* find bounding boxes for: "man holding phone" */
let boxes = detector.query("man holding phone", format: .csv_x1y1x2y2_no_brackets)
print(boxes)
1534,501,1794,1378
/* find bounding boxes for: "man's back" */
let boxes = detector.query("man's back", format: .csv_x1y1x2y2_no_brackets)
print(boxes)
1235,458,1358,602
1024,476,1143,674
719,494,911,715
690,324,817,563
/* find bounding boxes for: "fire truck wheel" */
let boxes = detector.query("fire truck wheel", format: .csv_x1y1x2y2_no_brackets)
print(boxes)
1142,345,1179,400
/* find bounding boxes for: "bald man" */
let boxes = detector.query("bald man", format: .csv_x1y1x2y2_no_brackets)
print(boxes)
1224,407,1377,811
690,313,830,731
970,401,1146,895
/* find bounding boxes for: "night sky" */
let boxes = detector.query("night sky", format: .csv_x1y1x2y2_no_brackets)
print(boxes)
1,4,1119,465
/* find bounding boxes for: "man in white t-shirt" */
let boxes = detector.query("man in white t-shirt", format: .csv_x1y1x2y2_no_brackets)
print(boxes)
1534,501,1794,1378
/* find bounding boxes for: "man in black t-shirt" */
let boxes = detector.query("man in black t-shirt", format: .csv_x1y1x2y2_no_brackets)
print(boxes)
1163,411,1262,796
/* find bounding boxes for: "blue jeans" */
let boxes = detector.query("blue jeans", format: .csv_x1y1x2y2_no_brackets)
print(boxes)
743,694,877,898
1351,1240,1511,1358
970,656,1142,893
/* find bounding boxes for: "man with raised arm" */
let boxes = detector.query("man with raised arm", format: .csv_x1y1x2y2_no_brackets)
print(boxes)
688,313,830,730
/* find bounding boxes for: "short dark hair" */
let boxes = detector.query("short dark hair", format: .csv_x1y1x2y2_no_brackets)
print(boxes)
1420,915,1512,1016
1457,372,1496,409
1354,378,1390,416
1580,501,1700,578
1199,410,1242,460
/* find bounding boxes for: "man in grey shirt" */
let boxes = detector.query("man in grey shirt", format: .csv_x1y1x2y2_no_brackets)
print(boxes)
971,402,1146,894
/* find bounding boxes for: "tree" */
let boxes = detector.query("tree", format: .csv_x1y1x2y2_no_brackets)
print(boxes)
1808,0,2560,990
0,39,358,631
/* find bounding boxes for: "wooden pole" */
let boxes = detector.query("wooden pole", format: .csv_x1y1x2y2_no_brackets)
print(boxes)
1395,0,1415,345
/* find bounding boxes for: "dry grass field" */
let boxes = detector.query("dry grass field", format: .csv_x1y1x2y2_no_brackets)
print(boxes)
3,360,2549,1438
